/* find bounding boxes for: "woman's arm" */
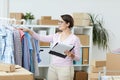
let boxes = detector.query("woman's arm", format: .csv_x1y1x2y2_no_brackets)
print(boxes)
72,37,82,61
20,28,53,42
31,31,53,42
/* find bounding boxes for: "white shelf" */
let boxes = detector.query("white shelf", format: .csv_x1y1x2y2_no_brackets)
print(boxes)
81,46,90,47
74,64,89,67
24,24,58,28
38,64,89,67
40,46,50,48
38,65,49,67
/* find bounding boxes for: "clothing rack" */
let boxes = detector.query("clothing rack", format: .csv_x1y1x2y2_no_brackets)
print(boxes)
0,18,26,25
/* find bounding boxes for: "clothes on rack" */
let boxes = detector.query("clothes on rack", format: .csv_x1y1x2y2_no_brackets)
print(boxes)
13,29,22,66
0,24,41,76
0,26,14,64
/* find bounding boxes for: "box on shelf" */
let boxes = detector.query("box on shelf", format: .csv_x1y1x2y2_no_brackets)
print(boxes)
76,34,89,46
82,47,89,64
0,65,34,80
72,12,91,26
72,13,90,19
41,16,51,20
39,41,50,46
10,13,15,18
10,12,24,20
37,19,59,25
0,63,15,72
74,19,90,26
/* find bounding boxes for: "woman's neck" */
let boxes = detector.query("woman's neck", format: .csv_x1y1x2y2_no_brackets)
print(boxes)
61,28,71,36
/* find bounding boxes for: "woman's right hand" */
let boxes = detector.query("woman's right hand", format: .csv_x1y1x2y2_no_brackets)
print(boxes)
18,27,34,35
19,27,30,32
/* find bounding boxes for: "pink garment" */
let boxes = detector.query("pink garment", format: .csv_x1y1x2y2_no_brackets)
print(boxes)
32,31,82,66
18,29,25,41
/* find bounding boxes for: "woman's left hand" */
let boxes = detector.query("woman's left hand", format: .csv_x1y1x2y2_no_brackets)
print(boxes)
64,50,75,59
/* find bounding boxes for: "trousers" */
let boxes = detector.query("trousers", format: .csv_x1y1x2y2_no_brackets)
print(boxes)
47,65,74,80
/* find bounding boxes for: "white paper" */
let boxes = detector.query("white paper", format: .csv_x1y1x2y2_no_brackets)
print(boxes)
51,43,74,55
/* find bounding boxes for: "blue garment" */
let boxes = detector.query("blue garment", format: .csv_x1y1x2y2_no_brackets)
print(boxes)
22,32,34,72
34,39,41,63
0,27,14,64
22,33,30,70
0,27,6,61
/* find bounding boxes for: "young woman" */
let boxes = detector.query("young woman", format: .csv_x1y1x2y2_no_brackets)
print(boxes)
20,14,81,80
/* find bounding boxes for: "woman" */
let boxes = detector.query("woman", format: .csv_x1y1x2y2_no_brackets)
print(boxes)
21,14,81,80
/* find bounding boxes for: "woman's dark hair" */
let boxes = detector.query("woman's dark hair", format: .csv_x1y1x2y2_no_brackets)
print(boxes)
61,14,74,29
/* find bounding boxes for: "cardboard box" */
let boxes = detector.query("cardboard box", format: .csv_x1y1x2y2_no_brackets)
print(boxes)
37,19,59,25
10,13,16,19
74,18,90,26
106,53,120,71
88,73,104,80
10,13,24,20
72,13,90,19
91,66,103,73
41,16,51,20
82,47,89,64
92,60,106,67
0,63,15,72
39,42,50,46
74,70,88,80
0,65,34,80
15,13,24,20
76,34,89,46
106,72,120,75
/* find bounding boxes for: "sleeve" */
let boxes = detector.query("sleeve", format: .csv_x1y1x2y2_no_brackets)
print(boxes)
31,31,54,42
73,37,82,61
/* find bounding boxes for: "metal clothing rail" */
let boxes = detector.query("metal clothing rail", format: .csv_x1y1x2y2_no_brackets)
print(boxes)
0,18,26,25
0,18,16,25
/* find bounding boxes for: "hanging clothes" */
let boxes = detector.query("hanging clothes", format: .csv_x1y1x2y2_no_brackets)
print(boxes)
32,38,41,76
21,31,41,75
0,24,41,76
13,30,22,66
0,26,14,64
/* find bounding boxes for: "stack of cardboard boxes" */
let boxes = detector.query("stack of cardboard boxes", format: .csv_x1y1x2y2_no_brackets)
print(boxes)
10,12,24,24
37,16,59,25
89,60,106,80
72,13,91,26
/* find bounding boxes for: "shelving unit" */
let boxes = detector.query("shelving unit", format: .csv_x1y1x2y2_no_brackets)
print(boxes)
26,25,93,79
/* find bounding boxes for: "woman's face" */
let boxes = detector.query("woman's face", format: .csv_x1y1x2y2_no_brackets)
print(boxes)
58,18,69,31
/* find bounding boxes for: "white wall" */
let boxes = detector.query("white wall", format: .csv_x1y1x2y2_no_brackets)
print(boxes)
0,0,9,17
9,0,120,60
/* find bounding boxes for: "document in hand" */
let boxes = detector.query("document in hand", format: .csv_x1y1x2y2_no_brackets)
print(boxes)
49,42,74,58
